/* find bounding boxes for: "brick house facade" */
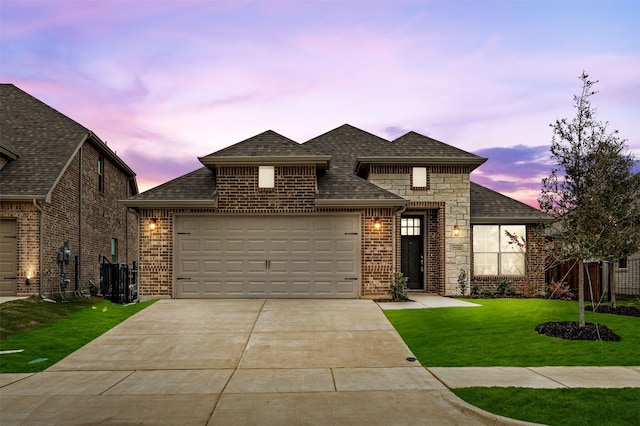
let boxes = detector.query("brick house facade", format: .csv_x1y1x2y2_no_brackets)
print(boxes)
0,84,138,297
124,125,549,300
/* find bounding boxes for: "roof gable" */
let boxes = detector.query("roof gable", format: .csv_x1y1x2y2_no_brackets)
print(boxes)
356,131,487,172
199,130,330,169
0,84,137,201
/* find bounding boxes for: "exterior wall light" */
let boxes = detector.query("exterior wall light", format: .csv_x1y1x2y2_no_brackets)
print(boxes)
373,217,382,230
453,225,460,237
149,218,158,231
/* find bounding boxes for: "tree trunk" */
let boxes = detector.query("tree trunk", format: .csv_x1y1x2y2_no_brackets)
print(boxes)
578,259,585,327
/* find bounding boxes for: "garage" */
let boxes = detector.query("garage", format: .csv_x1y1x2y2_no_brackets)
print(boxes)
174,214,361,298
0,219,18,296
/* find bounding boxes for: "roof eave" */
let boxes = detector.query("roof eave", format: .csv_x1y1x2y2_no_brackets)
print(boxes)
315,198,408,208
120,199,218,208
0,195,47,202
355,156,488,173
199,155,331,170
471,216,553,225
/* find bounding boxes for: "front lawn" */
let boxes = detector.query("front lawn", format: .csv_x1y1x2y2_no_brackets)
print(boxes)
454,387,640,426
384,298,640,366
0,297,154,373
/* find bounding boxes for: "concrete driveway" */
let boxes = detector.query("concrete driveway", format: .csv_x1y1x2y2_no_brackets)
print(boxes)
0,299,526,425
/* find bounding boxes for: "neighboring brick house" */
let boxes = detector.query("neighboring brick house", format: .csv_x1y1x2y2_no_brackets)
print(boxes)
0,84,139,297
124,124,549,300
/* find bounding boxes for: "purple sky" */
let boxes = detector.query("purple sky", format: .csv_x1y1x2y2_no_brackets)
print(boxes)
2,0,638,207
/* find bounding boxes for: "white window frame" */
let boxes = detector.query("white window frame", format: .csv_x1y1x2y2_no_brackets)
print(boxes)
258,166,275,189
412,167,427,188
473,225,526,276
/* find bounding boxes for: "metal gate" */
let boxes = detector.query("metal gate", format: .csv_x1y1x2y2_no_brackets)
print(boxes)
100,258,138,303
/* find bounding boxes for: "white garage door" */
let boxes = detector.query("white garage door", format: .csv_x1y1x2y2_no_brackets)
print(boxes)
174,215,361,298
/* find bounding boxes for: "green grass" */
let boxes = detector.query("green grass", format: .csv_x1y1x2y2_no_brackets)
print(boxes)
0,297,154,373
384,298,640,366
453,387,640,426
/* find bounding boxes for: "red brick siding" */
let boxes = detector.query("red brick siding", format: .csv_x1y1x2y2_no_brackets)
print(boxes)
0,202,39,295
216,165,316,212
470,225,546,295
137,206,398,300
0,142,138,297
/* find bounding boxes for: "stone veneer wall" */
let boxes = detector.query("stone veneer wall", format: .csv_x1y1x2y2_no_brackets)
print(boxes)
368,165,472,295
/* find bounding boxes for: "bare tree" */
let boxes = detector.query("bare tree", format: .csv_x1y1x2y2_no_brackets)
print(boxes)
539,72,640,325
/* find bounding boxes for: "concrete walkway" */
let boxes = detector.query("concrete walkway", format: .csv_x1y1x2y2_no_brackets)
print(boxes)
0,299,531,425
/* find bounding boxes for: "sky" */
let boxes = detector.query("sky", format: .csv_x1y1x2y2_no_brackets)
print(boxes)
2,0,639,207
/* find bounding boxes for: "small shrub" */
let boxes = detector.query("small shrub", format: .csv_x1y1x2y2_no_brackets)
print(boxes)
458,269,468,296
546,279,574,300
471,283,492,298
521,279,539,298
498,279,514,296
389,272,409,302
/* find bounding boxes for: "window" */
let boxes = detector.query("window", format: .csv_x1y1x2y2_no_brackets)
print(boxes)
258,166,275,188
473,225,526,276
618,257,628,269
111,238,118,263
401,217,422,236
412,167,428,188
98,156,105,193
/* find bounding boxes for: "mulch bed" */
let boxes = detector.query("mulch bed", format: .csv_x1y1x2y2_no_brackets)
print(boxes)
535,321,620,341
585,305,640,317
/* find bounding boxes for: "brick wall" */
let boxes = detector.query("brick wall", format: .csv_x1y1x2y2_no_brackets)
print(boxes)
137,206,397,300
216,165,316,212
0,202,39,295
359,208,395,298
470,225,546,295
369,165,471,295
0,141,138,297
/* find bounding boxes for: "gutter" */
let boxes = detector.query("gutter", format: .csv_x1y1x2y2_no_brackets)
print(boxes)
32,199,44,298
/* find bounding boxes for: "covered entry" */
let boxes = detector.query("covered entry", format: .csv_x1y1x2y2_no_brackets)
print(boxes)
400,210,441,293
174,214,361,298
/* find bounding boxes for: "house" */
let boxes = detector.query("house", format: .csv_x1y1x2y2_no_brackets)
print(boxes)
123,124,548,300
0,84,139,298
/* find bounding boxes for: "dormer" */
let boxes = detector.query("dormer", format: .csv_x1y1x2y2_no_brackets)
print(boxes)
198,130,331,212
356,131,486,200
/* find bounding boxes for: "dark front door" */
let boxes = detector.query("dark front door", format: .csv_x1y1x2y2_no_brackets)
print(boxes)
401,216,424,290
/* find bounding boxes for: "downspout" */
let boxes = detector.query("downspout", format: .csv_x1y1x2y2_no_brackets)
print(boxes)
78,145,82,293
33,199,44,298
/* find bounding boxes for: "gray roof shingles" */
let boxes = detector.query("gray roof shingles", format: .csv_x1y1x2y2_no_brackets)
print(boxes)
126,122,548,220
470,182,550,223
0,84,136,199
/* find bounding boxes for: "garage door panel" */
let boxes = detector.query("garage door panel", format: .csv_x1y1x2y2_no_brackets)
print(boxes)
225,240,245,253
203,239,223,254
270,239,289,254
175,215,360,298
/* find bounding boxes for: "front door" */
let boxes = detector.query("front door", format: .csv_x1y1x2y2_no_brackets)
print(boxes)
401,216,424,290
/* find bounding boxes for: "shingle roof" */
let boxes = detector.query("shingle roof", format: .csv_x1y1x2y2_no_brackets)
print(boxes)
470,182,551,223
303,124,405,205
355,131,486,171
122,167,216,207
303,124,391,169
199,130,330,169
0,84,137,201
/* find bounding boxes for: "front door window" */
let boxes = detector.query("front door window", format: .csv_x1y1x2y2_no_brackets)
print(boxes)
401,216,424,290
